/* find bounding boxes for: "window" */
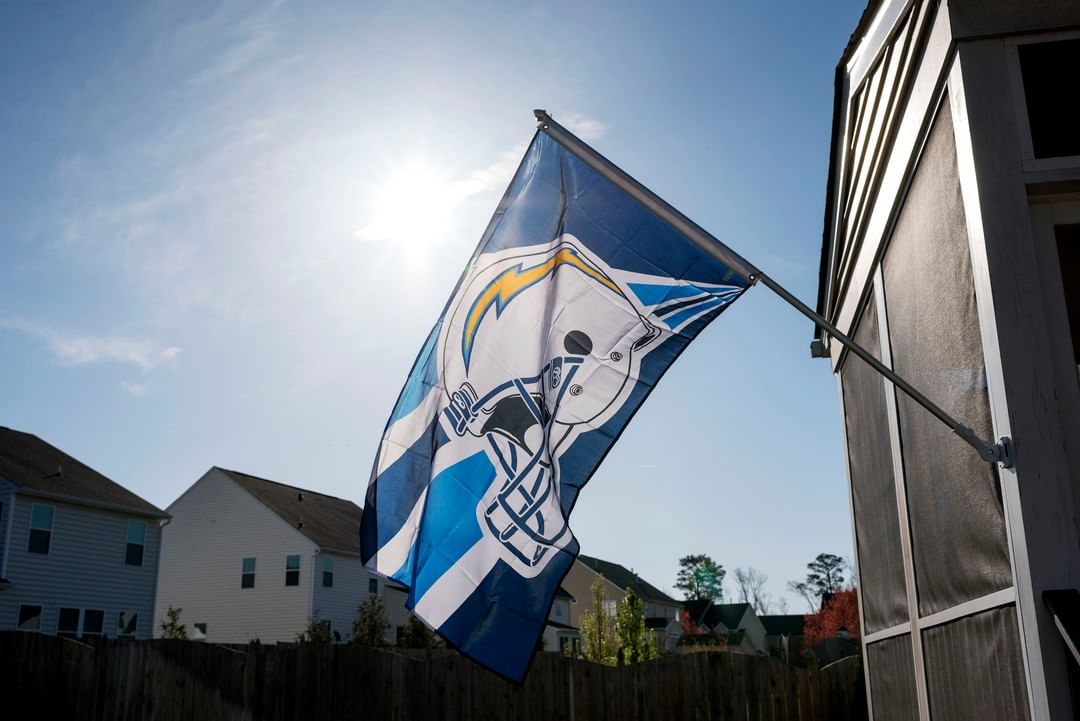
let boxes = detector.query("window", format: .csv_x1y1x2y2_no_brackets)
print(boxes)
241,557,256,589
368,578,378,595
322,557,334,588
125,520,145,566
118,612,138,637
28,504,54,554
82,609,104,638
285,554,300,586
1018,38,1080,159
17,605,42,631
193,623,207,641
58,608,80,639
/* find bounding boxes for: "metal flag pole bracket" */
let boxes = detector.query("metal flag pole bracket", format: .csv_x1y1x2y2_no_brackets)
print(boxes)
532,108,1013,469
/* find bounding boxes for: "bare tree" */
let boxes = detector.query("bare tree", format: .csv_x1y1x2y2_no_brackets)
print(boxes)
733,567,774,615
787,580,818,612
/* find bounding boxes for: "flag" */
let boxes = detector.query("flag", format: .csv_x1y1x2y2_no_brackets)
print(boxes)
360,117,753,681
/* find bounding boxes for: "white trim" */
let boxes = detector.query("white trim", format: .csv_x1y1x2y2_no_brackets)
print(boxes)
873,265,931,721
949,55,1046,721
0,495,14,578
864,621,912,645
917,587,1016,630
847,0,919,85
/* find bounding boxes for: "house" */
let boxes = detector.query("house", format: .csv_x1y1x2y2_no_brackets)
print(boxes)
681,601,767,654
760,614,805,663
562,554,682,652
0,427,169,640
542,586,579,654
818,1,1080,718
155,467,408,644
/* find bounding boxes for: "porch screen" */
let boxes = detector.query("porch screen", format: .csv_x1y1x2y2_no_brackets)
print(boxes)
922,605,1030,721
867,634,919,721
882,102,1011,617
841,295,908,633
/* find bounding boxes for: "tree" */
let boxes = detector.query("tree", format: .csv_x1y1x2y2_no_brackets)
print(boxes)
788,553,849,611
399,614,443,649
806,554,848,600
351,594,389,647
295,616,333,645
803,588,860,647
160,606,187,640
614,588,658,665
733,567,774,615
579,578,617,665
787,581,817,612
675,554,725,601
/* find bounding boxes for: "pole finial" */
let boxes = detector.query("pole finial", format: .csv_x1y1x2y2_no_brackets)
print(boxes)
534,109,551,126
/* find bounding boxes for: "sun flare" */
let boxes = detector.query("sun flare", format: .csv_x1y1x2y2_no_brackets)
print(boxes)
358,160,458,257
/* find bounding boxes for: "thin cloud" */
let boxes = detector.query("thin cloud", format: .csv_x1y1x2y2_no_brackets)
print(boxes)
0,313,181,373
561,113,608,142
119,381,150,397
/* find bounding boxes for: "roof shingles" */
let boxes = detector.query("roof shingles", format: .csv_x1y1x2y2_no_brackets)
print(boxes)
0,427,164,516
220,468,362,554
577,554,678,606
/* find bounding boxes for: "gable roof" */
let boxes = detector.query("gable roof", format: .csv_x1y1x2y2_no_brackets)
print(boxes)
0,426,166,517
219,468,362,555
576,554,678,606
685,600,753,631
760,614,806,636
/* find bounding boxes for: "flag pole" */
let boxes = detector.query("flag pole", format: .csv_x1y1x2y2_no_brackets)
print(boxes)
533,109,1013,468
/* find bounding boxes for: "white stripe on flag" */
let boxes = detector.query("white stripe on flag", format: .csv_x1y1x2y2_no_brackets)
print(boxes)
375,388,444,478
372,487,427,577
413,539,500,630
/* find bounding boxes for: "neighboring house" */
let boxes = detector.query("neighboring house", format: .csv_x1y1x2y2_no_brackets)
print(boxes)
681,601,768,654
542,586,579,654
155,467,408,644
760,614,806,663
562,554,682,652
0,427,169,640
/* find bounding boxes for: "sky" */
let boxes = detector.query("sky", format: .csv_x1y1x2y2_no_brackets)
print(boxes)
1,0,868,611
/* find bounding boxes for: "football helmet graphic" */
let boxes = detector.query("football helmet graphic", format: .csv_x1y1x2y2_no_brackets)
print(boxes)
440,237,661,577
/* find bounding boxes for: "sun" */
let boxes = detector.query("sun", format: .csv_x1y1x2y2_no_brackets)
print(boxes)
357,159,457,258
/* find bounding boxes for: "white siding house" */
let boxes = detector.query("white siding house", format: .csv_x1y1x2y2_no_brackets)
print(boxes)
156,467,408,644
541,586,579,654
0,427,168,640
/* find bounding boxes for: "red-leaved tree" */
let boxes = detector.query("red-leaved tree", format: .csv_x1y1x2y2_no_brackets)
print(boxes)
803,588,860,647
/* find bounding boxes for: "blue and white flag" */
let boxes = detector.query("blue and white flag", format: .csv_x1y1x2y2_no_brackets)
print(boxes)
361,117,752,681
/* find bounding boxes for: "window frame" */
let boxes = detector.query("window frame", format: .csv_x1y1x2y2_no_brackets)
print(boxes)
241,557,256,589
81,609,105,638
57,607,81,639
125,519,146,567
193,623,208,641
285,554,300,587
1005,30,1080,173
322,556,334,588
17,604,43,632
368,577,378,595
27,503,54,555
117,611,138,638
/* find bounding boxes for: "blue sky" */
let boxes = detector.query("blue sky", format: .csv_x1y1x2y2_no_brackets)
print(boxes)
1,0,867,610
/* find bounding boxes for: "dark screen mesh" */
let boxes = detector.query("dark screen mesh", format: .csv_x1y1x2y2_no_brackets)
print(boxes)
841,295,909,633
867,634,919,721
922,605,1030,721
882,102,1012,617
1018,39,1080,159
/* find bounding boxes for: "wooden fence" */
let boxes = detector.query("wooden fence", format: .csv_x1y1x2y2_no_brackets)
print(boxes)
1,632,866,721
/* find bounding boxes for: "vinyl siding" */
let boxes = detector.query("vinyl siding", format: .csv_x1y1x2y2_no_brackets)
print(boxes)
155,468,316,644
0,494,162,639
310,552,413,642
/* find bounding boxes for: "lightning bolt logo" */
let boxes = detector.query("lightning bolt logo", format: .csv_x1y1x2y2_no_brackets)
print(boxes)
461,245,625,370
